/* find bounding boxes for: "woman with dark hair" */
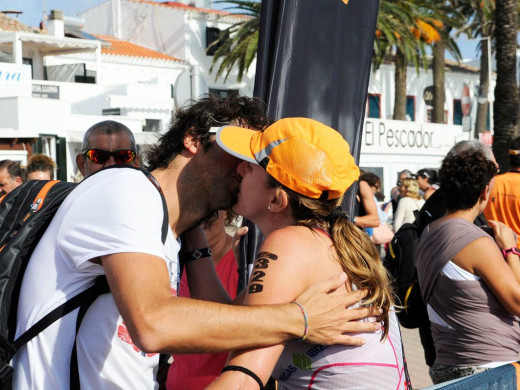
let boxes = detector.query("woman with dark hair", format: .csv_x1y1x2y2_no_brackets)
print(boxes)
208,118,406,389
415,168,439,200
416,149,520,384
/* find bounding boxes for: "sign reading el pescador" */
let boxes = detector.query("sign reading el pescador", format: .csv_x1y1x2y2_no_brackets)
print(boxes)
361,118,467,157
364,120,434,149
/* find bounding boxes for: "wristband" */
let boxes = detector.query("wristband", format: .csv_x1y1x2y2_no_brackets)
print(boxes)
181,247,212,263
292,300,308,341
502,247,520,258
221,365,264,389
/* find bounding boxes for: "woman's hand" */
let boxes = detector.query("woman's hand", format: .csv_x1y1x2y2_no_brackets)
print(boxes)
489,220,517,250
232,225,248,268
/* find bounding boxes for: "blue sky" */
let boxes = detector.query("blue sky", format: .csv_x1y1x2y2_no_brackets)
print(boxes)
1,0,481,61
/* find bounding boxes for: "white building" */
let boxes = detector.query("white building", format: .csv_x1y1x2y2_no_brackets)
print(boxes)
360,60,486,200
79,0,256,99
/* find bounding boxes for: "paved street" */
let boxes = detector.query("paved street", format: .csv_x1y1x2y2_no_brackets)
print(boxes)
400,326,433,389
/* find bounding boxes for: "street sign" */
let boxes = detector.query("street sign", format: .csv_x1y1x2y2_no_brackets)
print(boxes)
423,86,434,106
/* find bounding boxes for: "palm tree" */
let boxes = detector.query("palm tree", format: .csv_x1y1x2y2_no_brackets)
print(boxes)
493,0,519,171
209,0,260,82
374,1,427,120
454,0,495,136
374,0,458,121
424,2,463,124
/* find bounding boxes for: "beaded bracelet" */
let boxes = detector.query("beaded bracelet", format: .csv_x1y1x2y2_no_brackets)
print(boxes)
292,300,308,341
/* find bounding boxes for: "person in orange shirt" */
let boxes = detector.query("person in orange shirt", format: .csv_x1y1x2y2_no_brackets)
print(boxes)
484,136,520,247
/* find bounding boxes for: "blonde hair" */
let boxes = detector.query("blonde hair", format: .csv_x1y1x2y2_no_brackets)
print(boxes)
270,178,394,340
402,177,421,200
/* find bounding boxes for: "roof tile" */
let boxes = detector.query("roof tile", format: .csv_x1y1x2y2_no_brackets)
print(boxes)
93,34,184,62
0,12,37,33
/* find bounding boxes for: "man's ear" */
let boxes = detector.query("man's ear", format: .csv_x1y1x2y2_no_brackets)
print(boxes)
269,189,289,212
480,183,491,203
76,154,86,176
133,154,141,168
183,133,201,155
15,176,22,186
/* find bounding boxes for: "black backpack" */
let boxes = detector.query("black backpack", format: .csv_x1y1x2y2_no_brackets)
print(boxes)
383,222,429,329
0,166,168,388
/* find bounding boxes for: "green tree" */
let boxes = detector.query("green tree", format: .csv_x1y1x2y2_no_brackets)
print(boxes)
374,0,460,121
374,0,428,120
209,0,260,82
493,0,519,171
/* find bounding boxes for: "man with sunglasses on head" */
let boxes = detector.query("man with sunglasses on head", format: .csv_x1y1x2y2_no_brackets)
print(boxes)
75,120,140,178
13,95,378,390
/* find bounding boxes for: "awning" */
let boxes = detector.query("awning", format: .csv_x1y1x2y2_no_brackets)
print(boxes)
0,32,100,55
0,127,39,139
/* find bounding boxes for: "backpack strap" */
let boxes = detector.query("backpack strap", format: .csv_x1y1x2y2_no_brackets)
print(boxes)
69,276,110,390
26,180,60,214
142,170,169,244
13,276,109,351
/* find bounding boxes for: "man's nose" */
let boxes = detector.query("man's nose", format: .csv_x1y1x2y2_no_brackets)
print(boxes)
104,156,117,167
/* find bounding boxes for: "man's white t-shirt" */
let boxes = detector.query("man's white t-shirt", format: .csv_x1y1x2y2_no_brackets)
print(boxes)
13,168,180,390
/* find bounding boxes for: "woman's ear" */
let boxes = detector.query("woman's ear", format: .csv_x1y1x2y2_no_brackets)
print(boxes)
269,189,289,212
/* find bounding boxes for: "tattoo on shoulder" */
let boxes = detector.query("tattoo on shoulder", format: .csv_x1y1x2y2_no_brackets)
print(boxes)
248,251,278,294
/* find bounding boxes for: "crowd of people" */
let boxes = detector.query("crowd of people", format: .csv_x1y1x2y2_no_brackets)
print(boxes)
1,93,519,389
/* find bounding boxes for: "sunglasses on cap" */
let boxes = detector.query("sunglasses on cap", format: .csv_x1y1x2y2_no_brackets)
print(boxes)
84,149,136,165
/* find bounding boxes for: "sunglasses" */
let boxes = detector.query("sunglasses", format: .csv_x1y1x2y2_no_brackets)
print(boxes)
84,149,136,164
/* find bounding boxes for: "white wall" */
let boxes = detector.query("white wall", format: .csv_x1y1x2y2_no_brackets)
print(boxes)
367,63,484,127
43,51,188,130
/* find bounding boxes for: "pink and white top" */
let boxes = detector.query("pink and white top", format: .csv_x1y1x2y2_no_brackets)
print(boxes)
271,311,407,390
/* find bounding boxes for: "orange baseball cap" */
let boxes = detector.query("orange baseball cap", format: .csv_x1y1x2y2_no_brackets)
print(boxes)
216,117,359,200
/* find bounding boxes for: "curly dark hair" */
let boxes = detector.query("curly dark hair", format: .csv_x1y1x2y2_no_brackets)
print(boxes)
146,94,270,171
509,136,520,169
439,149,497,211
